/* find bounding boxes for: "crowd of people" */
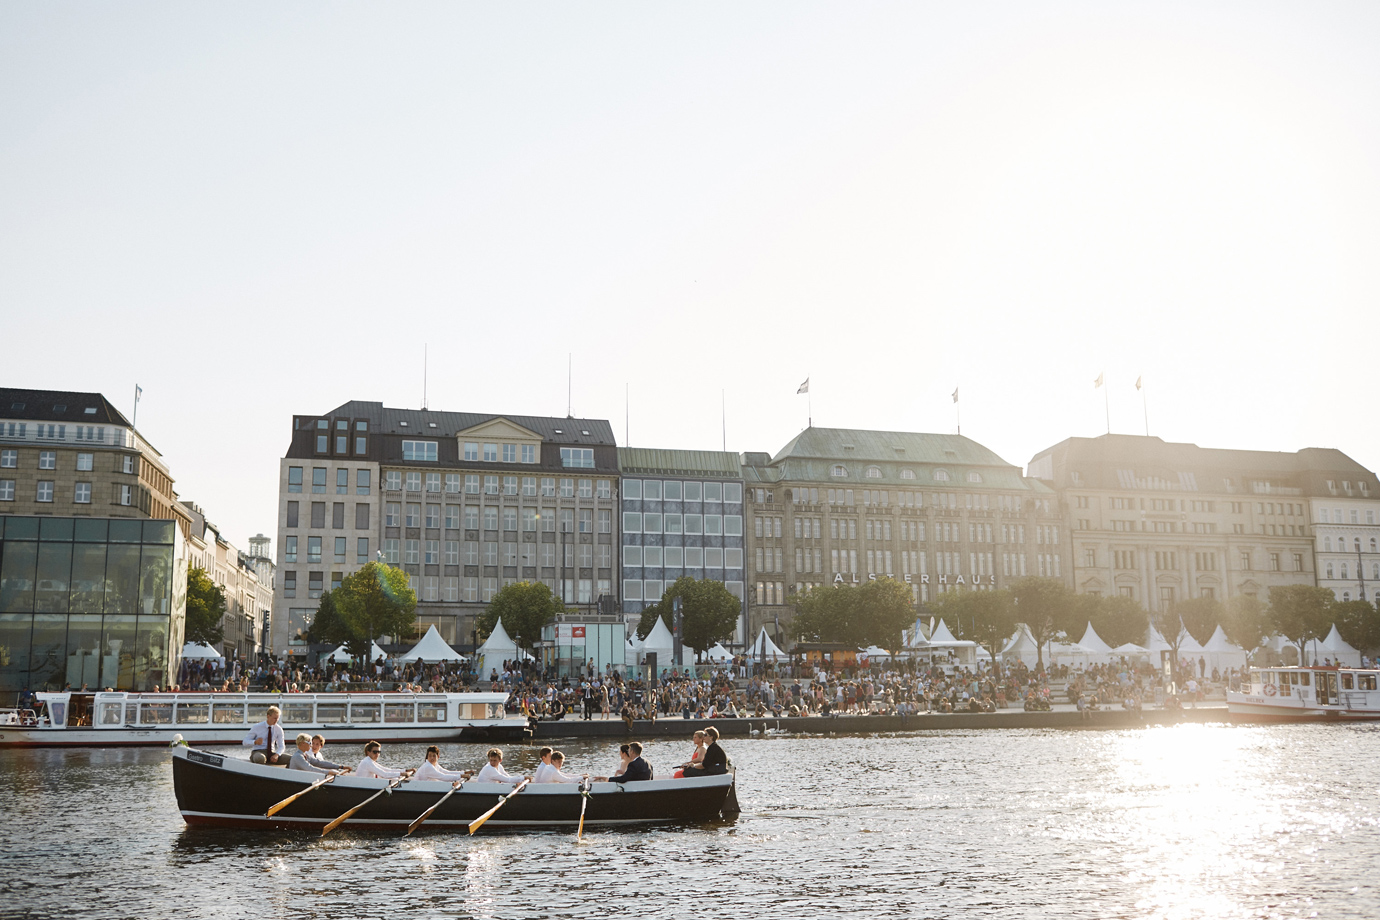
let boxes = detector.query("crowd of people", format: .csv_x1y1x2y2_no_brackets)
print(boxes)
241,703,728,784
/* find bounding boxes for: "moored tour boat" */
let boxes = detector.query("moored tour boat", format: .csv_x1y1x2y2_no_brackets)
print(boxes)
0,689,527,748
1226,666,1380,722
171,746,739,831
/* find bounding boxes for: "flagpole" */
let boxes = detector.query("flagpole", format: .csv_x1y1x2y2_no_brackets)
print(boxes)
955,393,961,436
1104,382,1110,435
1140,381,1149,437
808,373,812,428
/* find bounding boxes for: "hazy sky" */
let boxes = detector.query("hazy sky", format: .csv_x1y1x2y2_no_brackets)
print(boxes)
4,3,1378,551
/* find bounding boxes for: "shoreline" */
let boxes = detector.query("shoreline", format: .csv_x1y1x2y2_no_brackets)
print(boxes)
528,703,1233,738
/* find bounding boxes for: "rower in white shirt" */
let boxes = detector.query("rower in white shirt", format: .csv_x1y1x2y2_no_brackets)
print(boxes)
532,747,556,784
546,751,588,784
355,740,414,781
413,745,470,783
473,747,526,784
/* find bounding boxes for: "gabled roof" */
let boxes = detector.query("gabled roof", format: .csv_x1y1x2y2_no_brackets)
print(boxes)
324,400,615,445
618,447,743,478
0,387,132,426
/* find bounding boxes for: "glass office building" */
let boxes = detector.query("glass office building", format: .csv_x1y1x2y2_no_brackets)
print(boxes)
0,516,188,699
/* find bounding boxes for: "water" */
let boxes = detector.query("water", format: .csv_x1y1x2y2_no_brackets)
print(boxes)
3,724,1380,919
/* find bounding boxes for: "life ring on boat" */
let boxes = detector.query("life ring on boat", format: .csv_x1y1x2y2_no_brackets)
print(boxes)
1262,684,1276,696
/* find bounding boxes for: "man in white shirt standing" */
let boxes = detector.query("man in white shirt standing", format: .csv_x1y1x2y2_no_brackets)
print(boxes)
473,748,526,784
243,706,285,764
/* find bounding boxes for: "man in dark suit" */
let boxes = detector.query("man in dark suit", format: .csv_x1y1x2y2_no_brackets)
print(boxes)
607,741,652,783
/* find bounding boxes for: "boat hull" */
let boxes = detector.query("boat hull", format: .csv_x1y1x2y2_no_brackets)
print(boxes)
171,747,737,831
1226,693,1380,723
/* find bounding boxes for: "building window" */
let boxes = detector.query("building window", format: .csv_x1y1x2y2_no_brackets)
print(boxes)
285,536,297,563
74,482,91,504
36,481,54,502
933,469,950,481
522,444,537,463
406,472,421,492
560,448,595,468
384,470,401,491
464,442,479,461
402,441,438,462
334,537,347,563
308,537,322,563
283,571,296,598
308,572,323,599
310,468,326,493
356,469,371,494
445,473,460,493
117,484,132,505
0,480,13,501
311,502,326,528
76,453,93,472
426,473,441,493
967,472,982,483
1270,553,1280,572
0,450,16,468
406,504,421,527
465,474,479,494
831,465,847,478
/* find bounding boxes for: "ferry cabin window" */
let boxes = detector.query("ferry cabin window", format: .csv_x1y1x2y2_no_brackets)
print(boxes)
100,702,123,725
488,703,504,719
385,703,415,723
212,703,245,724
246,703,274,724
1299,672,1310,686
316,703,345,722
1341,674,1354,690
284,703,314,723
139,702,172,724
350,703,381,723
417,702,447,722
1361,674,1378,691
176,703,210,724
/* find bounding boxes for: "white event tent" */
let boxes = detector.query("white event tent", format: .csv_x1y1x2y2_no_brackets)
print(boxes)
1075,623,1115,664
181,641,224,661
916,619,978,667
1199,626,1248,671
750,626,787,661
475,620,530,679
399,625,467,663
1320,625,1362,667
322,640,388,665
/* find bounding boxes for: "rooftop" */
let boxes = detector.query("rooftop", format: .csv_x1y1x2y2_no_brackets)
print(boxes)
323,400,615,445
0,387,132,426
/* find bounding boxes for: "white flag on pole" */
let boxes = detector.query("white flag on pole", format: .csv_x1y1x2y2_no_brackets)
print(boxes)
797,378,809,395
1094,373,1104,389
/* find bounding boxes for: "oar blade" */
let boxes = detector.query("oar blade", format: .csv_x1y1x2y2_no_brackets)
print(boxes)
266,774,333,817
467,780,527,835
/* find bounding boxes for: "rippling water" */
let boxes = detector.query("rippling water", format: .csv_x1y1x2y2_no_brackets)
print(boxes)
3,724,1380,919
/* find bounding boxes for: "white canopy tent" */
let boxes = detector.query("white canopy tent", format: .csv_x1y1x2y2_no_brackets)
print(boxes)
475,620,530,679
322,640,388,665
399,625,467,663
1000,625,1042,668
1319,625,1362,667
1112,642,1150,659
1077,623,1115,660
181,642,224,661
916,619,978,667
699,642,733,662
749,626,787,660
1199,625,1249,671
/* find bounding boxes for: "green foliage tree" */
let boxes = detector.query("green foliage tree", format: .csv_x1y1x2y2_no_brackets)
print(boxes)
1331,599,1380,654
636,577,742,653
1010,577,1074,671
791,577,915,649
941,589,1018,677
334,561,418,661
184,564,226,647
1090,594,1149,649
306,590,348,646
1268,584,1335,665
1173,596,1224,646
477,581,563,651
1221,594,1268,652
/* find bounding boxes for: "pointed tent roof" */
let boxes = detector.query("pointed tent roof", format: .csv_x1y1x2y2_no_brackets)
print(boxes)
640,617,676,654
929,619,959,644
324,640,388,663
627,632,645,651
399,625,467,662
181,641,224,660
1202,625,1242,653
1001,625,1040,656
1322,624,1361,664
1112,642,1149,654
701,642,733,662
1179,633,1205,654
751,627,786,659
1146,625,1172,653
1077,623,1114,654
478,619,516,653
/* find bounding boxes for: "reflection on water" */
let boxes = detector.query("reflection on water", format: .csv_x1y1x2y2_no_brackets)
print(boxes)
3,727,1380,919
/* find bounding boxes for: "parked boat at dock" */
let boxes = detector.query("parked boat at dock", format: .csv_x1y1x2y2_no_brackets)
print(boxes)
1226,667,1380,722
0,689,527,747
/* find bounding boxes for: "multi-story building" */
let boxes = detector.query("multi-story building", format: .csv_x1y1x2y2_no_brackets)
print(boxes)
1304,457,1380,603
0,387,189,529
272,401,619,656
617,448,746,636
1028,434,1350,610
182,504,274,659
741,427,1067,640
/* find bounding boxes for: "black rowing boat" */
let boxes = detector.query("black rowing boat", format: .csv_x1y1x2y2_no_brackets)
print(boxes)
171,747,739,832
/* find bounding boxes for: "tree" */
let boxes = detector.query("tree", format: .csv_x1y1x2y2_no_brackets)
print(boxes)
478,581,563,652
306,590,348,646
1268,584,1334,665
1010,577,1074,671
1090,595,1149,649
1220,594,1268,653
184,564,226,647
637,577,742,653
1174,596,1224,646
334,561,418,660
791,577,915,649
1332,599,1380,655
942,589,1017,677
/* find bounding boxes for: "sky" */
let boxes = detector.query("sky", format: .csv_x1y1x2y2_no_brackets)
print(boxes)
3,2,1379,551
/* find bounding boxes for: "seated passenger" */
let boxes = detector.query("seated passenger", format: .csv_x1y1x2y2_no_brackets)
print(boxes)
288,732,346,775
532,747,556,784
605,741,652,783
683,726,728,776
355,740,413,780
414,745,470,782
474,747,525,784
546,751,587,783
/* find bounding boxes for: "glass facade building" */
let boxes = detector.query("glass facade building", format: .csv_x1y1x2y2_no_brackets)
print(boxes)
0,516,188,699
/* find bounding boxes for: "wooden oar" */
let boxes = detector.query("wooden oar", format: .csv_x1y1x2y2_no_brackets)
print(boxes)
266,772,336,817
405,780,465,836
467,779,528,835
577,779,590,842
321,776,408,837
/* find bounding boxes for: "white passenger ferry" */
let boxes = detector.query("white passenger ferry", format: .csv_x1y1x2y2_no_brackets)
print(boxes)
0,690,529,748
1226,667,1380,722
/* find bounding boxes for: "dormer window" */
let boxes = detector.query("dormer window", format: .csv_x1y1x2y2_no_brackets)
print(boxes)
84,407,97,414
900,469,915,480
968,472,982,483
399,421,409,427
581,430,590,436
866,467,882,479
53,405,66,412
934,469,950,482
831,465,847,478
428,422,437,428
